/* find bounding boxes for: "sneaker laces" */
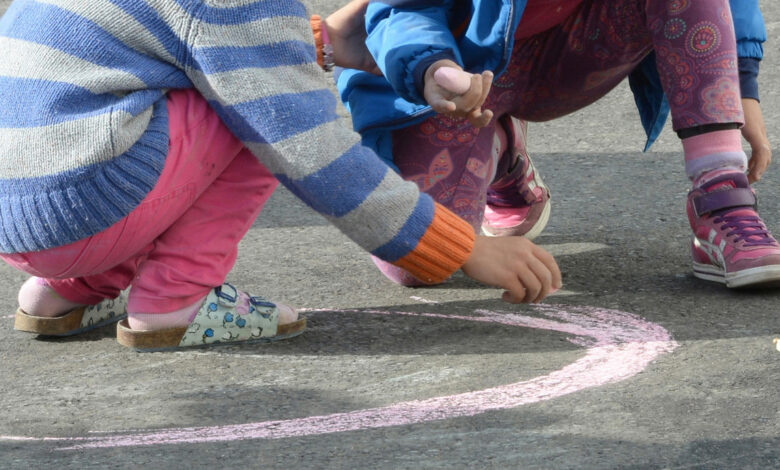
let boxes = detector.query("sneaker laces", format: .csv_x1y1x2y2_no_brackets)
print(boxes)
713,208,777,247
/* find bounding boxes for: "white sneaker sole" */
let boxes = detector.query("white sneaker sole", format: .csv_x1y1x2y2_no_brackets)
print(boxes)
693,261,780,288
481,197,551,240
482,157,552,240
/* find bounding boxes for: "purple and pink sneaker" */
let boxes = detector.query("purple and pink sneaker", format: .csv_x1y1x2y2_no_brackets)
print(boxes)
687,171,780,287
482,117,551,239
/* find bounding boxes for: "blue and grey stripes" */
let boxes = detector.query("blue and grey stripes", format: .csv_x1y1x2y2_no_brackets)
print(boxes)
0,0,435,264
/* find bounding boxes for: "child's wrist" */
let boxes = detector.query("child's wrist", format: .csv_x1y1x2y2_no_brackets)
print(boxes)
391,203,475,284
310,15,335,72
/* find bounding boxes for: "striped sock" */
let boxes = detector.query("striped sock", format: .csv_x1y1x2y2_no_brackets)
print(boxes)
682,129,747,187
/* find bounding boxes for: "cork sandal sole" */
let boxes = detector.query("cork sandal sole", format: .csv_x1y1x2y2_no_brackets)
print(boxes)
116,317,307,352
15,307,127,337
14,307,85,336
14,291,128,337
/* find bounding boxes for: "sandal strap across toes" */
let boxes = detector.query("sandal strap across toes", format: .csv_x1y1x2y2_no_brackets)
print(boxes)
116,283,306,351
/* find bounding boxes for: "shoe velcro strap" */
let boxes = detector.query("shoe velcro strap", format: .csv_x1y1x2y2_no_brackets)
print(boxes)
692,187,756,216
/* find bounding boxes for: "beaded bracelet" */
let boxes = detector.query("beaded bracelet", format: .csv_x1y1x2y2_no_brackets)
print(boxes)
310,15,335,72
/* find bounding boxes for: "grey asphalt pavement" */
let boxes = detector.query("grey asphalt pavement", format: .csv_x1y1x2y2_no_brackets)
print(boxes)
1,1,779,468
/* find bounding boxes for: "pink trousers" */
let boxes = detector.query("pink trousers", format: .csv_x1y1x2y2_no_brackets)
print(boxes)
1,89,278,314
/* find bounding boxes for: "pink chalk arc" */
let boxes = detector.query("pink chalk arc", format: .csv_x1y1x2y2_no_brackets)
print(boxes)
1,304,677,450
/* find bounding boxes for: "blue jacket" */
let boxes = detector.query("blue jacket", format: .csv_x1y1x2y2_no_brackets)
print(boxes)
337,0,766,162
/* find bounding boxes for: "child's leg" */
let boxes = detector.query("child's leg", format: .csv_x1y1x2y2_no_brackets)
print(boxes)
392,116,502,230
507,0,746,178
476,0,654,240
502,0,780,286
644,0,746,177
4,191,162,320
502,0,747,181
5,233,158,318
502,0,654,121
482,116,551,239
125,144,284,329
120,90,292,328
503,0,744,170
3,89,282,320
372,115,502,285
644,1,780,286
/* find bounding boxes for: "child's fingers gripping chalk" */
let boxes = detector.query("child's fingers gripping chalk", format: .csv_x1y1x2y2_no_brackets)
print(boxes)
461,236,562,304
433,66,473,94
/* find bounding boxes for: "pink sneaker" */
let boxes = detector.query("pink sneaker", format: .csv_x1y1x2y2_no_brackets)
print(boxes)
687,172,780,287
481,117,551,239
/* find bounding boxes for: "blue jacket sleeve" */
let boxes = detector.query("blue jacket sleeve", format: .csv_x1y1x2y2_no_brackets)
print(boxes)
366,0,461,104
730,0,766,101
730,0,766,60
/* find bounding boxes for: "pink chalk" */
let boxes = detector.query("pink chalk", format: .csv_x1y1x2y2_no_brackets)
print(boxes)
0,304,677,450
433,67,472,94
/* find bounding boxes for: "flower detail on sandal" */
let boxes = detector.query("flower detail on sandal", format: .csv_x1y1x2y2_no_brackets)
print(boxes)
116,283,305,351
181,284,279,346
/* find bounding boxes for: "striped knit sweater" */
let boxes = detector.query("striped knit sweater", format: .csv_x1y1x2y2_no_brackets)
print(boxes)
0,0,474,284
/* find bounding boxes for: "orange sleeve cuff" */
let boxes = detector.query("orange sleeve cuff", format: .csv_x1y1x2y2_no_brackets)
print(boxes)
310,15,325,69
393,202,476,284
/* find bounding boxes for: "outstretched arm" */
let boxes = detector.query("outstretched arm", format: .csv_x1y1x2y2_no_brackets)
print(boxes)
189,2,560,304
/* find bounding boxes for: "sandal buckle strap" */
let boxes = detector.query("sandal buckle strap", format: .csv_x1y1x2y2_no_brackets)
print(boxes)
249,296,276,320
179,283,279,347
249,296,276,310
215,283,238,307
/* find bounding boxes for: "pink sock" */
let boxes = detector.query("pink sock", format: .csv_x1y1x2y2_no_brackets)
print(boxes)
682,129,747,186
127,296,205,330
18,277,84,317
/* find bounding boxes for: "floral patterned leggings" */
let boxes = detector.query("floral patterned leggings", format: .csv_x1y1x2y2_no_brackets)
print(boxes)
377,0,742,283
393,0,740,228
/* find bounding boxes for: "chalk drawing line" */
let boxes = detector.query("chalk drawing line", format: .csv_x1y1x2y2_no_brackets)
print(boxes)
0,304,677,450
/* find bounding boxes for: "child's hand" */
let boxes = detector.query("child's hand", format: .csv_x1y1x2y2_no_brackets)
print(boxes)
742,98,772,184
324,0,381,75
461,236,562,303
424,60,494,128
